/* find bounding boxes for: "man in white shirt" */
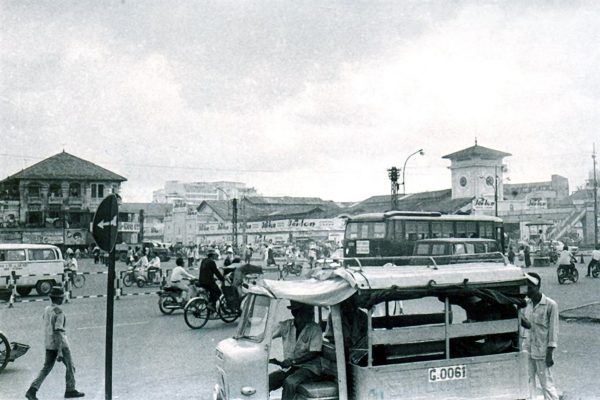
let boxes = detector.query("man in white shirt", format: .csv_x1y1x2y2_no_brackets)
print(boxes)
147,253,162,283
556,245,573,269
521,273,560,400
585,245,600,277
169,257,195,301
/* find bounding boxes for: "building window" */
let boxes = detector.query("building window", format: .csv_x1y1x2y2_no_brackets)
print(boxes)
28,183,41,198
69,183,81,197
26,211,43,227
91,184,105,198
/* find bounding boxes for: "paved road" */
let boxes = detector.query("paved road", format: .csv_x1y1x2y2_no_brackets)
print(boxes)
1,258,600,399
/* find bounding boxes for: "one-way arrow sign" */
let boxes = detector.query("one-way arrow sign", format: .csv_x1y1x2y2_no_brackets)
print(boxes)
92,194,119,253
97,216,117,230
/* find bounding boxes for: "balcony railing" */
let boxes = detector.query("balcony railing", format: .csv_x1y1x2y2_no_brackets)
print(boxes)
48,196,63,205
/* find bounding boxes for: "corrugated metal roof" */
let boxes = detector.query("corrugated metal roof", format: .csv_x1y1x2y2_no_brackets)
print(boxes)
2,152,127,182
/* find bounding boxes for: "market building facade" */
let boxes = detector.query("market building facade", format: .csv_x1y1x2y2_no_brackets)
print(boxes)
0,151,126,249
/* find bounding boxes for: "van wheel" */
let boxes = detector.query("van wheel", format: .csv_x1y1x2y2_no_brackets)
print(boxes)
16,287,32,296
36,280,54,296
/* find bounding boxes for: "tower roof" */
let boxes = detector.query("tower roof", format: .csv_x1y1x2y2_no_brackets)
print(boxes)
442,144,511,161
2,151,127,182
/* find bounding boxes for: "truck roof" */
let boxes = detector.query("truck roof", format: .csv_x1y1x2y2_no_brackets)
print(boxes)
252,263,527,307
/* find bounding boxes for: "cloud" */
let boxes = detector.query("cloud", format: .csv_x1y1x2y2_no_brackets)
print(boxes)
2,1,600,202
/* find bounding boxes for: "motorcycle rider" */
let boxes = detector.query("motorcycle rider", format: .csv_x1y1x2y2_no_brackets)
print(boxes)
134,249,149,279
169,257,195,302
199,248,225,312
147,252,162,284
557,244,575,274
585,245,600,277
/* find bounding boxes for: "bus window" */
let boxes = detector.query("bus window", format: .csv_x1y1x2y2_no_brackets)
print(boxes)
393,220,403,240
487,242,499,252
347,223,359,239
473,243,486,254
431,222,442,238
465,243,475,254
466,222,478,238
480,222,494,238
406,221,429,241
360,224,369,239
373,222,385,239
456,222,467,238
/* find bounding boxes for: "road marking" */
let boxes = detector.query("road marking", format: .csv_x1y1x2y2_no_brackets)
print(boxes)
77,321,150,330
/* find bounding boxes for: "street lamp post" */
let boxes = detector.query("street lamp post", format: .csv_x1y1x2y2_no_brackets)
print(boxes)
401,149,425,195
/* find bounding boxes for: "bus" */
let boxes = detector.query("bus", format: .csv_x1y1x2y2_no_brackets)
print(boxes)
343,211,504,264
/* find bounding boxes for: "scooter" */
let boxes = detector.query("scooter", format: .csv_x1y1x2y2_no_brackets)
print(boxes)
123,266,162,288
158,279,205,315
0,331,29,372
557,261,579,284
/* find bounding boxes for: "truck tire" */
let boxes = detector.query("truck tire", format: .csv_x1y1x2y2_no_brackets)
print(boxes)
36,280,54,296
16,287,32,296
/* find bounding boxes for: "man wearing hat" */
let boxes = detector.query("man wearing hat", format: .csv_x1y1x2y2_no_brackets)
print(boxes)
199,248,225,311
26,286,84,399
521,272,560,400
269,301,323,400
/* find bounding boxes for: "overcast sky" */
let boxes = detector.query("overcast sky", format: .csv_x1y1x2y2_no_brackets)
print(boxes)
1,1,599,203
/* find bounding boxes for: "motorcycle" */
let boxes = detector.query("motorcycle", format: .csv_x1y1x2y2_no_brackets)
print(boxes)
157,279,203,315
278,262,303,279
557,261,579,284
123,265,162,288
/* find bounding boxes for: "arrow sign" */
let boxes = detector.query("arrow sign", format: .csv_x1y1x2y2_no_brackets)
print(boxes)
92,194,119,253
97,216,117,230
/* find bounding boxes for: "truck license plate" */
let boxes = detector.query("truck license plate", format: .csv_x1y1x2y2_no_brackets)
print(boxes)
428,365,467,382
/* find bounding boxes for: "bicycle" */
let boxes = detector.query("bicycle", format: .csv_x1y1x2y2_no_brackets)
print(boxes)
183,284,241,329
64,268,85,289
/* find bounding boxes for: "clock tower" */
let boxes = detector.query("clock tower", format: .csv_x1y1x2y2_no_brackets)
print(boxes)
442,143,511,201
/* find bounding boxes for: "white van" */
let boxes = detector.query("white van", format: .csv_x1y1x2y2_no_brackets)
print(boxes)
0,244,64,296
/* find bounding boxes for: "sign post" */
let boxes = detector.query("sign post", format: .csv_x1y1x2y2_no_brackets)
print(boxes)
91,194,119,400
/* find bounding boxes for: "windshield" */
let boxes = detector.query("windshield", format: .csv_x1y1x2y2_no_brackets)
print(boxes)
236,294,270,341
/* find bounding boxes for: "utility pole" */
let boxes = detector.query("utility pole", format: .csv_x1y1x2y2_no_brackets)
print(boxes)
494,165,499,218
241,196,247,245
387,167,400,210
232,198,238,249
593,144,598,247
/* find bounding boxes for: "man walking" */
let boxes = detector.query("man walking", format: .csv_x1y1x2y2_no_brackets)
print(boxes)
26,286,84,399
521,272,559,400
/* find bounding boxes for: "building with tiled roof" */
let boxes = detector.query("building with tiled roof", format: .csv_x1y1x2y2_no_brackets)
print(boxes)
0,151,127,248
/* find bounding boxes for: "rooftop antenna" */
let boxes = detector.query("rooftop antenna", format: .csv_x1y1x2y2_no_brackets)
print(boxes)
475,137,478,146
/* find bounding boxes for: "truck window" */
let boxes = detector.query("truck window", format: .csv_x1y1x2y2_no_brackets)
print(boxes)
453,244,466,255
431,244,446,255
237,295,270,341
415,244,430,256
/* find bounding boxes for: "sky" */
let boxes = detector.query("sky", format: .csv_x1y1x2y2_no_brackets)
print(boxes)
1,1,600,203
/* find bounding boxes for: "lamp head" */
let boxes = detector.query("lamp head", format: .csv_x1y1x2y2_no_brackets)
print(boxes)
418,149,425,156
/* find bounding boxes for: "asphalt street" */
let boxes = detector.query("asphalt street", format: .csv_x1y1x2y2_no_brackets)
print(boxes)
1,257,599,400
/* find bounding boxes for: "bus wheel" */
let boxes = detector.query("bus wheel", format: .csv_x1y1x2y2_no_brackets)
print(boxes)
16,287,32,296
36,280,54,296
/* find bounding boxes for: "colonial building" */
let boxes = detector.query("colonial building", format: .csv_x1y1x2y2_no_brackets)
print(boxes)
0,151,126,247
